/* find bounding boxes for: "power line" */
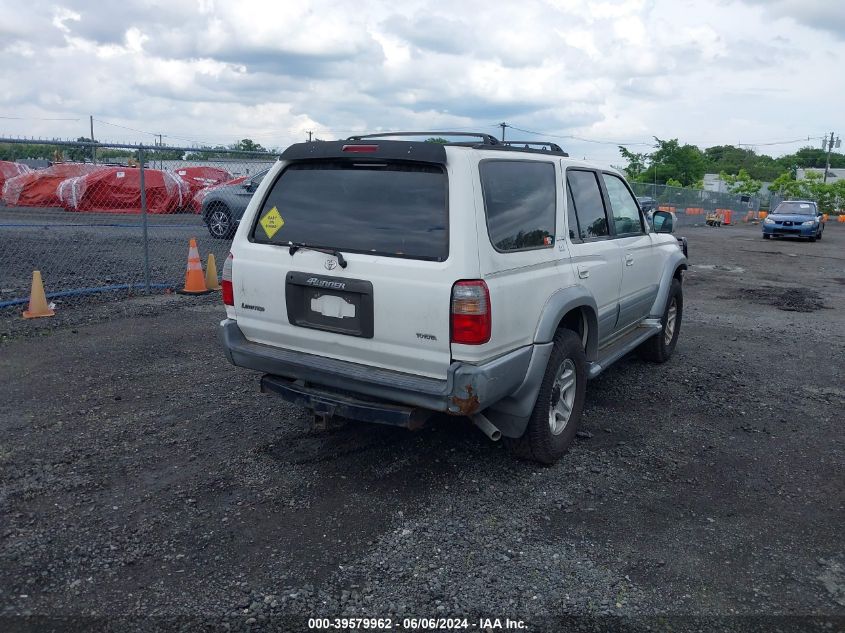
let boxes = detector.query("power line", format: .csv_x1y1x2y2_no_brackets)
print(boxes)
736,136,827,148
0,115,80,121
93,118,159,138
506,124,652,146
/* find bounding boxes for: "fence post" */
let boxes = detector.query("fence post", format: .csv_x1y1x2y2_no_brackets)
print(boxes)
139,147,151,293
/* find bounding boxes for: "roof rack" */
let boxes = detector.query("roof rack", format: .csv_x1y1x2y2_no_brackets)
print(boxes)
342,131,569,157
346,131,500,145
501,141,566,153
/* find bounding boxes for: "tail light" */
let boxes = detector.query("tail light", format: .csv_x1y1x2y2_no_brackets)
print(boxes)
342,144,378,153
221,253,234,306
450,280,491,345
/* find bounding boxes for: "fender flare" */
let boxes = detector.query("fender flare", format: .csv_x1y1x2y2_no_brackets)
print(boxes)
533,286,598,360
484,286,598,438
649,251,688,318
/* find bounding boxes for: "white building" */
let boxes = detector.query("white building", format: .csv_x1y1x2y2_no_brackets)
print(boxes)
797,167,845,182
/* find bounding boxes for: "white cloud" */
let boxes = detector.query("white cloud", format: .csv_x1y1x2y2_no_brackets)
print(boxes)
0,0,842,163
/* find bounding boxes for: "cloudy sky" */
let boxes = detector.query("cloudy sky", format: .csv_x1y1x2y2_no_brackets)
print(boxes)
0,0,843,163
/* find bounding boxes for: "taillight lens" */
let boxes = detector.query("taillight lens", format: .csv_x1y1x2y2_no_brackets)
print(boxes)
341,144,378,153
451,280,491,345
221,253,234,306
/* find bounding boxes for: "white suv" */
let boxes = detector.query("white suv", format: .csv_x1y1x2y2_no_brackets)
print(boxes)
220,133,687,464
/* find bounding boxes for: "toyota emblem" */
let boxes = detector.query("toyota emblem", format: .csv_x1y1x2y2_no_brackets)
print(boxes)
324,259,337,270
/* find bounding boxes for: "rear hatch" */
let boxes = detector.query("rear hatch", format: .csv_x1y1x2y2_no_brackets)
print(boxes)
230,141,476,380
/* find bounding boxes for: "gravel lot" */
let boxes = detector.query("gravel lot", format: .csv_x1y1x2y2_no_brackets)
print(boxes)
1,222,843,632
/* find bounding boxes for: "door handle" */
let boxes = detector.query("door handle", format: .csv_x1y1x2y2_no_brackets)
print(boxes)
577,265,589,279
625,254,634,266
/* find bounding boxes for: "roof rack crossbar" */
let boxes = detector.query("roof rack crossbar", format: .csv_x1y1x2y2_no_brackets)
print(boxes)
501,141,565,152
346,131,500,145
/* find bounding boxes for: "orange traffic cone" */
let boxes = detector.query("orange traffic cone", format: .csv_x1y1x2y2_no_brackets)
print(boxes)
177,238,211,295
205,253,221,291
22,270,55,319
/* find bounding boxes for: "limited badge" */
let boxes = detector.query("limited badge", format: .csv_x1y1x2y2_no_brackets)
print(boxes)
259,206,284,239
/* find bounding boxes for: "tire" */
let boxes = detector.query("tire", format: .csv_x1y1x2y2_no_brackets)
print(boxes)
809,235,816,242
206,204,234,239
638,278,683,363
817,229,822,240
504,329,587,465
762,234,771,239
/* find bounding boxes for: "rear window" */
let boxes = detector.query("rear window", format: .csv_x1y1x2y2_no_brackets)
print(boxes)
479,160,556,251
251,161,448,261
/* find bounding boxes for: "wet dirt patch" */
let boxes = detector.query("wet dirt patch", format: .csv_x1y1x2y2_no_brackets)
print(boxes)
720,286,828,312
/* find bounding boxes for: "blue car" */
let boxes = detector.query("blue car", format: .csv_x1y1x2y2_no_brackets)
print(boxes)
762,200,825,242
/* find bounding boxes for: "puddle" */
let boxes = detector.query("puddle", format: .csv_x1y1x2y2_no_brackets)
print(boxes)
693,263,745,273
719,286,828,312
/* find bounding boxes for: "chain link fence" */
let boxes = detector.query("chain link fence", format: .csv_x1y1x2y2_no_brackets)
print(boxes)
0,138,276,315
630,182,761,227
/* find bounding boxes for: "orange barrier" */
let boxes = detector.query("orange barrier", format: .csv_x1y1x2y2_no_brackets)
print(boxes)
722,210,733,225
758,211,768,220
658,205,676,212
685,207,704,215
838,215,845,223
178,238,211,295
22,270,55,319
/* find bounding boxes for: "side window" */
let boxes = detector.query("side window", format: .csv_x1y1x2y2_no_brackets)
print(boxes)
566,170,609,239
480,161,556,251
603,174,644,235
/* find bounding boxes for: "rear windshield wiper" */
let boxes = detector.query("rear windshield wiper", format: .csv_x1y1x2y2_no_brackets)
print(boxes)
288,241,348,269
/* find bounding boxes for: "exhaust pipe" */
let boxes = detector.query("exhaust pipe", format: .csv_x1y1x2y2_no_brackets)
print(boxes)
471,413,502,442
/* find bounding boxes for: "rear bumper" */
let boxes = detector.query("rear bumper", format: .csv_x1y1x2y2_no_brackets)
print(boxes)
220,319,533,416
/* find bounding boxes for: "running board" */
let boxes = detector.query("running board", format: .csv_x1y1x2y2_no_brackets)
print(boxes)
586,320,662,379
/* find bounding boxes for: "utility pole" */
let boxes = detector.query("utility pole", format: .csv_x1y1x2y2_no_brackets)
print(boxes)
307,131,313,142
157,134,163,170
823,131,840,184
89,115,96,164
499,122,508,142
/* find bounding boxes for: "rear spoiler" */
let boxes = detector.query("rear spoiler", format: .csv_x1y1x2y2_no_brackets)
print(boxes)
280,140,447,164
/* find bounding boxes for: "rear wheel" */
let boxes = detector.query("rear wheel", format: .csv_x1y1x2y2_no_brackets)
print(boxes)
505,329,586,465
207,205,234,239
762,234,771,240
638,278,683,363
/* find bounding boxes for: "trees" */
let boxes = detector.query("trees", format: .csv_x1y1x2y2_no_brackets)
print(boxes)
232,139,267,153
770,170,845,214
617,138,708,187
618,146,649,180
720,169,762,197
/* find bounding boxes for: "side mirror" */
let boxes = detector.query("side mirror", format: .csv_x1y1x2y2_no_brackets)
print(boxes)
653,210,674,233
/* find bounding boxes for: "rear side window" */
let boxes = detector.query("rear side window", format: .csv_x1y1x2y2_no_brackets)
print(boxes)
566,170,609,239
251,161,448,261
480,161,556,251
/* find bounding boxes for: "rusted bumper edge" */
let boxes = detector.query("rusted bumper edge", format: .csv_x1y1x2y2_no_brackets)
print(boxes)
220,319,533,418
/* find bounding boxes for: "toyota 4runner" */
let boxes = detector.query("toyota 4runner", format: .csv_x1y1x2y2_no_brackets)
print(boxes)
220,133,687,464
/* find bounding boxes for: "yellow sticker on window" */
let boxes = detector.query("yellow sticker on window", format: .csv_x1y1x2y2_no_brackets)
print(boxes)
259,206,285,239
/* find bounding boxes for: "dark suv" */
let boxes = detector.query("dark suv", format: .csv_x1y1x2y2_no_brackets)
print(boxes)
202,169,270,239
